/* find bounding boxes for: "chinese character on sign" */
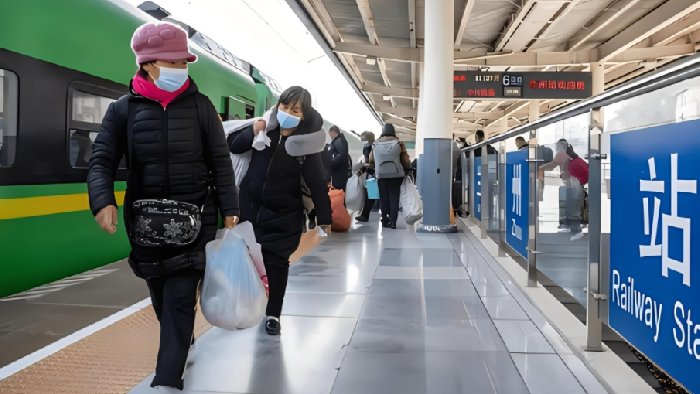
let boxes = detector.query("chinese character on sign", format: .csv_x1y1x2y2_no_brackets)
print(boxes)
512,164,522,216
549,81,556,89
567,81,576,90
538,81,547,89
529,80,538,89
488,88,496,97
480,89,488,96
558,81,567,89
468,89,475,96
576,81,585,90
640,154,697,286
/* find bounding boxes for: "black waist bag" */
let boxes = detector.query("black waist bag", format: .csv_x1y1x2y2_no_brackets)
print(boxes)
131,198,205,247
129,251,205,280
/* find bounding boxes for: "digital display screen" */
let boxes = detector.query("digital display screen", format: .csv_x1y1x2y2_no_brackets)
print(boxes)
454,71,592,100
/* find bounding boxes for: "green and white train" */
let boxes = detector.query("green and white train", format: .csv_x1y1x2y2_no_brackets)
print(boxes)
0,0,282,297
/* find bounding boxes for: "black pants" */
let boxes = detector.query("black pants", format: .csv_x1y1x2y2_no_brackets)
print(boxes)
378,178,403,225
263,251,290,318
146,268,203,390
358,186,376,219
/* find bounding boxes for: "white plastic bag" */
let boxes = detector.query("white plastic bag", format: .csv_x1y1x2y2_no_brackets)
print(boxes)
201,230,267,330
345,173,365,213
223,120,255,188
229,221,265,279
400,176,423,225
252,131,271,151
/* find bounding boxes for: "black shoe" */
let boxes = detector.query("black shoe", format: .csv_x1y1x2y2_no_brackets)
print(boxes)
389,223,397,229
265,316,281,335
356,216,369,222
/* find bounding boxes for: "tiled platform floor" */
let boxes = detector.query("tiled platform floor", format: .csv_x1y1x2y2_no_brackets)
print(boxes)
131,216,608,394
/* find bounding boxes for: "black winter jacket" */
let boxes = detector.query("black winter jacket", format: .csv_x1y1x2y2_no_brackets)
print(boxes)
228,107,331,262
330,133,350,189
88,79,239,264
321,144,332,184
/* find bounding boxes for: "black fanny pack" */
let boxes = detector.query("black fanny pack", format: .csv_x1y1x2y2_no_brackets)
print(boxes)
130,197,206,247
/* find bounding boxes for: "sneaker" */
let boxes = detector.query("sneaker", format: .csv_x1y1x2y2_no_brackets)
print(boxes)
570,232,584,241
355,216,369,222
265,316,281,335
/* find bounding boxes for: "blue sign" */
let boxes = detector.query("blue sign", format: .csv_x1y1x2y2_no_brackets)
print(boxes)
474,156,482,221
506,150,528,257
610,119,700,394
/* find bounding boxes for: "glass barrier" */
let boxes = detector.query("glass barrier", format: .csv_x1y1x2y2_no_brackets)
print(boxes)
536,113,590,306
486,153,499,235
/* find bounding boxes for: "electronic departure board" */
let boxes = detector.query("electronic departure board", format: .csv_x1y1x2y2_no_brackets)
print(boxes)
453,71,592,100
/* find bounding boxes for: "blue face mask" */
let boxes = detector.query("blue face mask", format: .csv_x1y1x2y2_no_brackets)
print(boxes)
276,108,301,129
155,65,189,92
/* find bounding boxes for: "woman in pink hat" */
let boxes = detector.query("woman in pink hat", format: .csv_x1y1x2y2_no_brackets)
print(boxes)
87,21,239,390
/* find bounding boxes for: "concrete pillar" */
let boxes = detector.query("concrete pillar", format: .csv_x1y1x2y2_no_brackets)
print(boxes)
415,63,426,156
416,0,456,233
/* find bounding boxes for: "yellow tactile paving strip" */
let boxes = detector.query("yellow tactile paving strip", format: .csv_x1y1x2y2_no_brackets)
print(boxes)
0,306,211,394
0,234,321,394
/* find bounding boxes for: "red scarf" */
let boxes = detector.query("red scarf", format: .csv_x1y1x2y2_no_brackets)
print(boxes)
132,72,190,108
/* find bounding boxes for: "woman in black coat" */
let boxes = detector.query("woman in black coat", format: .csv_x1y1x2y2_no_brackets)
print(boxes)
328,125,350,190
87,22,238,390
228,86,332,335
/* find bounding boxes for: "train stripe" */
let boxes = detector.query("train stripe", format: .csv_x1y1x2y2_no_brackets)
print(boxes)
0,192,125,220
0,182,127,199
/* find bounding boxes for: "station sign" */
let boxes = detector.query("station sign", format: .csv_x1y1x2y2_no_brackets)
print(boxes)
506,150,528,257
474,156,482,221
610,119,700,393
453,71,592,100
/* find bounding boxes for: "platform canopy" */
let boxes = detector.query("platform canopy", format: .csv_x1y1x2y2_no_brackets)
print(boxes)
285,0,700,140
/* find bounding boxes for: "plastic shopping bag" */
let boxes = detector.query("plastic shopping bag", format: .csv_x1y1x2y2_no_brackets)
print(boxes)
400,176,423,225
345,173,365,213
229,221,268,296
365,177,379,200
201,230,267,330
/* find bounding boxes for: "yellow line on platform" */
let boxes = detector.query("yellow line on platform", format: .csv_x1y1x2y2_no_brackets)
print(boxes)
0,192,125,220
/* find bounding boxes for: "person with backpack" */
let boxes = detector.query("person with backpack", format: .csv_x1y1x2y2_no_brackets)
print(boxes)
328,125,350,190
369,123,411,229
228,86,331,335
87,22,239,390
356,131,377,222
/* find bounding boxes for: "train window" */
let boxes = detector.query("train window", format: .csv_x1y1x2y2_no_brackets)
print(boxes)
71,90,113,124
0,69,19,167
68,89,124,169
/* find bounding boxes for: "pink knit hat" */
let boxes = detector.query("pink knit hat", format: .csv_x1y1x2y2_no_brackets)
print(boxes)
131,22,197,65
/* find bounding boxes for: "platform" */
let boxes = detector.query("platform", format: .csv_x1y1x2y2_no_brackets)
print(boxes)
120,216,607,394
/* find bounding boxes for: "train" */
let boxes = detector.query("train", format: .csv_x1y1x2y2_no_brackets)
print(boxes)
0,0,285,297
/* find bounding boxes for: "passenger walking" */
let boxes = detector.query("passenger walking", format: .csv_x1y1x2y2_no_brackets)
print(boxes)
228,86,331,335
356,131,376,222
329,125,350,190
369,123,411,229
87,21,239,390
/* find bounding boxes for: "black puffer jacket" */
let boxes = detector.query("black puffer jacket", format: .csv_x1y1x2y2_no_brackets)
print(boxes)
88,79,238,265
330,133,350,189
228,107,331,262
